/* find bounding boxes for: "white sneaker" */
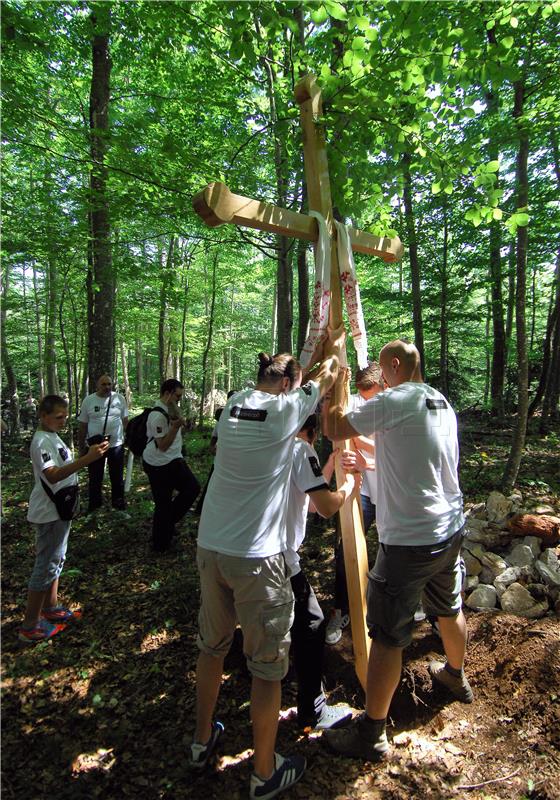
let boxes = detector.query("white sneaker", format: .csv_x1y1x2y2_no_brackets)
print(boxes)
325,610,350,645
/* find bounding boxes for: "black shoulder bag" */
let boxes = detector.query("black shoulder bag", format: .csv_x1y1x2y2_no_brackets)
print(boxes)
40,479,80,521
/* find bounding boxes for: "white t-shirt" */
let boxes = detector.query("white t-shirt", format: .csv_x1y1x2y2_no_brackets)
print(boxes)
348,393,376,502
198,381,320,558
142,401,183,466
285,439,329,577
28,430,78,523
78,392,128,447
347,382,464,546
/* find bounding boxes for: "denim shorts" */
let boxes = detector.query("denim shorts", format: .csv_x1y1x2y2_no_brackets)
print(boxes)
196,547,294,681
28,519,72,591
366,526,465,648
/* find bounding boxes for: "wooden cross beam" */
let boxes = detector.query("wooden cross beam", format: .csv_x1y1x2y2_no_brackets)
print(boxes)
192,74,404,691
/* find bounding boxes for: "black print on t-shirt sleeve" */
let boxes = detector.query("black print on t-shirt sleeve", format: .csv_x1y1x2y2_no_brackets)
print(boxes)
301,382,313,396
58,447,69,461
41,451,51,463
426,398,448,410
308,455,323,477
230,406,268,421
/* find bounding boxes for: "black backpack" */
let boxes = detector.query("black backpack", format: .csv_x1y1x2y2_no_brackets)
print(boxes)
125,407,169,457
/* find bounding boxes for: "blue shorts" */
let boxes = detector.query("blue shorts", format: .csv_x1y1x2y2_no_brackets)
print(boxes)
28,520,71,591
367,526,465,648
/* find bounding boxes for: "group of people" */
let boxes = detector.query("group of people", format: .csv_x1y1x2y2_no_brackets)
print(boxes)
19,331,471,800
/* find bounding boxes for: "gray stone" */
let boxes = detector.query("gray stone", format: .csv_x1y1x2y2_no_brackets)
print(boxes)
523,536,542,558
465,575,479,591
507,491,523,513
506,545,535,568
494,567,522,598
486,491,513,524
539,548,560,571
479,566,496,585
534,560,560,588
465,584,497,610
527,583,550,601
479,551,509,577
466,502,487,520
467,517,488,532
462,541,486,560
532,504,556,515
462,549,482,577
500,582,548,618
466,527,512,548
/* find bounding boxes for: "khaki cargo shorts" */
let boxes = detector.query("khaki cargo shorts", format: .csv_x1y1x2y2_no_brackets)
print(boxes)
196,546,294,681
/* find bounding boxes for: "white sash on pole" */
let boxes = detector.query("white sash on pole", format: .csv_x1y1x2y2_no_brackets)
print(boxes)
299,211,331,368
335,220,369,369
124,449,134,493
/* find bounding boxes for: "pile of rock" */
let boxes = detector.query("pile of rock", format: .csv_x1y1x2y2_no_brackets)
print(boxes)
462,492,560,619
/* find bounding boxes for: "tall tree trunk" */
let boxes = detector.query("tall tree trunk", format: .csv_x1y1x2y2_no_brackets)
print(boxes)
179,250,192,388
1,263,20,435
296,242,310,356
504,241,516,368
486,29,506,417
540,248,560,429
58,271,74,449
87,2,113,389
402,152,425,377
534,131,560,428
488,219,506,417
159,236,175,383
226,287,234,393
45,256,60,394
439,199,449,398
270,282,277,354
32,261,45,397
502,80,529,494
199,253,218,427
257,17,292,352
484,288,491,406
135,326,143,395
120,340,132,405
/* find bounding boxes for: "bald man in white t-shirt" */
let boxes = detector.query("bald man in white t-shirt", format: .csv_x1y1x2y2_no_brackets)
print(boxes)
322,337,470,763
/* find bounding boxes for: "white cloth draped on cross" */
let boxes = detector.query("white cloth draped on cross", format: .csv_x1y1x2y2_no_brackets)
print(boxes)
299,212,369,370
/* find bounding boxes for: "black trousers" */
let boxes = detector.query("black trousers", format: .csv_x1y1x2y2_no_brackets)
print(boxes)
88,444,125,511
143,458,200,551
290,569,327,725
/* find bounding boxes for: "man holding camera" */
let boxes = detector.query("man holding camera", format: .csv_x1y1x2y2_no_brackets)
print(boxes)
78,375,129,514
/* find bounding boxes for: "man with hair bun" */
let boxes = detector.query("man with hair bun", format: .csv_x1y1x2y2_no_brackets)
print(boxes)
191,346,338,799
323,338,470,762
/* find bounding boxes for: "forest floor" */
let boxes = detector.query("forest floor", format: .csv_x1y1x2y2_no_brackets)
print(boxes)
1,415,559,800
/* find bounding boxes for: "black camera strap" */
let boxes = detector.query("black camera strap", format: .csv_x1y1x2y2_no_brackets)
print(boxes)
101,392,113,437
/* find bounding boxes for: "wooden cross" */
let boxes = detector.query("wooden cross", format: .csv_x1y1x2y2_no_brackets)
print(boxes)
192,74,403,690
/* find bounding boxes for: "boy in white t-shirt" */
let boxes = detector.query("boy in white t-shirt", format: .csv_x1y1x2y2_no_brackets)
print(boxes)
19,395,108,644
287,414,359,731
326,362,384,645
142,379,200,552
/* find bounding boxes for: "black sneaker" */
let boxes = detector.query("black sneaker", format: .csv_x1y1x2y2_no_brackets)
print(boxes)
429,661,474,703
249,752,306,800
189,721,224,769
323,713,389,761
